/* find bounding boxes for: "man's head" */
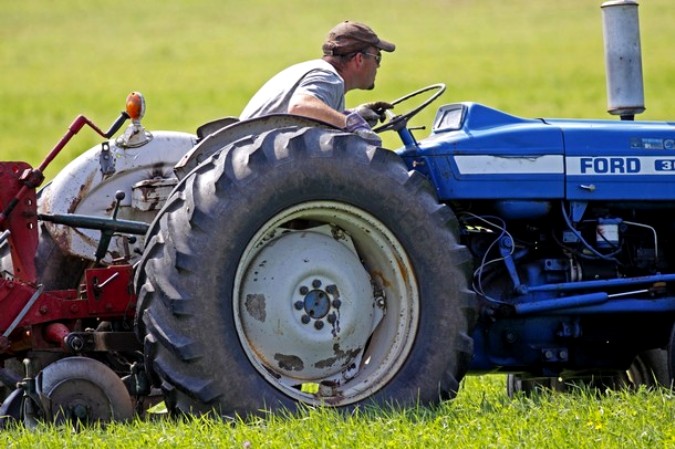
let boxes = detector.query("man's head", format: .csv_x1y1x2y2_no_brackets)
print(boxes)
322,21,395,91
322,21,395,57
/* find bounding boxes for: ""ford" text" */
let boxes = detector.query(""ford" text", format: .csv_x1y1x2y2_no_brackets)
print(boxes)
579,157,641,174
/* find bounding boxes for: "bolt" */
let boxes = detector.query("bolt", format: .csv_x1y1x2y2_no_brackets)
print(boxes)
301,315,311,324
294,301,304,310
71,404,88,420
314,320,324,330
39,305,48,314
544,350,554,360
559,350,568,360
376,296,385,308
299,286,309,295
500,236,513,250
312,279,322,288
69,336,85,352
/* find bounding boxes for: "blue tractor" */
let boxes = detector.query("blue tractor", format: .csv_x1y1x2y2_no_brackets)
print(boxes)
133,1,674,416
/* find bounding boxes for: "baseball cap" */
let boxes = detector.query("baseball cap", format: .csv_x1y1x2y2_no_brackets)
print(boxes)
322,21,395,56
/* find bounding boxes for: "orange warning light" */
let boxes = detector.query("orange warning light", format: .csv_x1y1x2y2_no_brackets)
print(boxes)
126,92,146,121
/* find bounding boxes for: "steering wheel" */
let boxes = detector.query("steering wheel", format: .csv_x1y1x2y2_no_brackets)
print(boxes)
372,83,446,133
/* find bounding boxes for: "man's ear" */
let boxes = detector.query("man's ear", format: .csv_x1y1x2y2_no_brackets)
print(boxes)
352,52,364,68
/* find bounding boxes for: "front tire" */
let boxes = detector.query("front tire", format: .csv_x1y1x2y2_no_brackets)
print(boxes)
136,126,475,416
507,348,671,396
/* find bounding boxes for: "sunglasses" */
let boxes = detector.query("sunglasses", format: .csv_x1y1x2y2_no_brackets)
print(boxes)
361,51,382,65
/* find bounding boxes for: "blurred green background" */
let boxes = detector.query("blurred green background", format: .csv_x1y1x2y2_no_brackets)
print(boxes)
1,0,673,180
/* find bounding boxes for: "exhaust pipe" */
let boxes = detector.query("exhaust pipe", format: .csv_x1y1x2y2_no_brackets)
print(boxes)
601,0,645,120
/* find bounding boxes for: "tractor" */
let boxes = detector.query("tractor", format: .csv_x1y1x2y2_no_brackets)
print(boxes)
0,0,673,423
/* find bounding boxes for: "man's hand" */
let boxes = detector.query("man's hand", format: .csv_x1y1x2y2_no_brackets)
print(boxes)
351,101,394,127
344,112,382,146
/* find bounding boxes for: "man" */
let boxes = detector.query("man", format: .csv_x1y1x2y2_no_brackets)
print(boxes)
240,21,395,145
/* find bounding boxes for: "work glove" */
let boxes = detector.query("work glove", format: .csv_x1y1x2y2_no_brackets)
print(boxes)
350,101,394,127
344,112,382,147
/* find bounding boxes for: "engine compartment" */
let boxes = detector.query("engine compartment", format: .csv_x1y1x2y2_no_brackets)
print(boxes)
399,102,675,375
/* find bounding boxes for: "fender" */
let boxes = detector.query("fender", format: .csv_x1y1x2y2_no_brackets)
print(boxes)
174,114,335,180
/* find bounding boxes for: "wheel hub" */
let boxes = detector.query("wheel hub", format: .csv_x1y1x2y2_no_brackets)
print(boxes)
300,287,331,320
239,227,376,381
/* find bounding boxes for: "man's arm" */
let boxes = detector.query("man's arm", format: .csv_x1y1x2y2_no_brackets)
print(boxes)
290,93,382,147
288,94,347,128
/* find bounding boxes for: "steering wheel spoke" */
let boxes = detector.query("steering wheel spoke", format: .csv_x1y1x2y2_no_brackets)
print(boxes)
373,83,446,134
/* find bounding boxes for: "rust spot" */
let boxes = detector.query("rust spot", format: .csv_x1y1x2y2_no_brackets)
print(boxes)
147,162,170,179
49,222,73,252
314,356,338,369
67,172,97,213
49,217,99,255
274,353,304,371
393,254,410,285
135,184,161,210
245,293,266,322
370,270,393,289
314,343,361,369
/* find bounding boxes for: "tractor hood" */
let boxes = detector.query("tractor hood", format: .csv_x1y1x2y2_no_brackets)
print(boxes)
397,102,675,202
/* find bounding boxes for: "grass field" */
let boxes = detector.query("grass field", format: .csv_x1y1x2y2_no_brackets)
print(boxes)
2,0,674,178
1,1,674,447
0,376,673,448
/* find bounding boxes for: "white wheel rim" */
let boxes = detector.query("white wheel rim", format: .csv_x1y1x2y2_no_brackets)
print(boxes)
234,201,419,406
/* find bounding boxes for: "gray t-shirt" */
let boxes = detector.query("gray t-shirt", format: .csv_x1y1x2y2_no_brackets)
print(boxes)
240,59,345,119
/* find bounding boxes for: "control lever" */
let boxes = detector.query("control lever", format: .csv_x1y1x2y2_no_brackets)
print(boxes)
94,190,126,264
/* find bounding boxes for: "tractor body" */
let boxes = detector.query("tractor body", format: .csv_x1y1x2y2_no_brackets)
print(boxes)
399,101,675,379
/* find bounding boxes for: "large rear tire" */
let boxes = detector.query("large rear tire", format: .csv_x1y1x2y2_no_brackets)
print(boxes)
136,126,476,417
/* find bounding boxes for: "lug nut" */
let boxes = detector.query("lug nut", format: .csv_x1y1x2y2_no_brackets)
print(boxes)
294,301,304,310
299,286,309,295
314,320,324,330
301,315,311,324
312,279,322,288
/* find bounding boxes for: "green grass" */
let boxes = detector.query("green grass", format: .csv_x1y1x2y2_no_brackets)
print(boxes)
1,1,675,446
1,376,674,448
1,0,674,179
